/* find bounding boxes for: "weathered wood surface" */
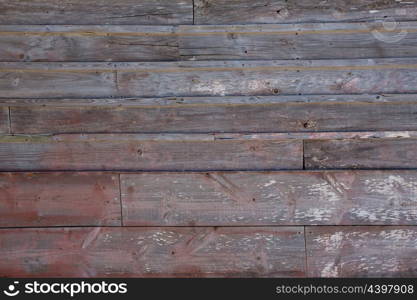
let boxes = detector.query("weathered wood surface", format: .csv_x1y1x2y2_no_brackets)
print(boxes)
0,107,8,133
179,22,417,60
0,227,306,277
2,22,417,62
0,26,179,62
0,172,121,227
194,0,417,24
10,101,417,134
305,138,417,169
0,93,415,107
306,226,417,277
0,0,193,25
0,135,302,171
3,59,417,98
121,170,417,226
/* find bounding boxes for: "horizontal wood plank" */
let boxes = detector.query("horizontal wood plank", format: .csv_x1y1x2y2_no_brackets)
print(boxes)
120,171,417,226
0,227,306,277
10,100,417,134
3,59,417,98
179,22,417,60
0,134,302,171
305,138,417,169
0,26,179,62
0,0,192,25
194,0,417,24
0,93,412,107
0,172,121,227
2,22,417,61
306,226,417,277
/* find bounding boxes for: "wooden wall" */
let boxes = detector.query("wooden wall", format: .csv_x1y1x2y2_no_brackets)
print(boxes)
0,0,417,278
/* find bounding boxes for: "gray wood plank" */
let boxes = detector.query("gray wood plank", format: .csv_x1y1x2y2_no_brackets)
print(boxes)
0,134,302,171
2,22,417,62
1,94,412,107
3,59,417,98
0,227,306,277
306,226,417,277
0,26,179,62
0,0,193,25
305,138,417,169
10,100,417,134
0,63,117,98
179,22,417,60
121,170,417,226
195,0,417,24
0,107,8,133
0,172,121,227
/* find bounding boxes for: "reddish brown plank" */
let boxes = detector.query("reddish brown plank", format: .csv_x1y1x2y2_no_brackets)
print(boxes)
0,0,193,25
10,101,417,134
0,227,306,277
0,172,121,227
305,138,417,169
306,226,417,277
194,0,417,24
0,135,302,171
120,170,417,226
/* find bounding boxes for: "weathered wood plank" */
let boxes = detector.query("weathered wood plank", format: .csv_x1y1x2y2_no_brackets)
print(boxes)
0,227,306,277
0,172,121,227
116,59,417,97
0,0,192,25
305,138,417,169
120,171,417,226
306,226,417,277
3,59,417,98
0,26,179,62
1,94,415,107
10,101,417,134
2,22,417,62
0,107,8,133
0,63,117,98
179,22,417,60
194,0,417,24
0,134,302,171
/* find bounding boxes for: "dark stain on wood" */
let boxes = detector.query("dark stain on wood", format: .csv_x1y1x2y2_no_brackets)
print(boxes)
0,172,121,227
304,138,417,169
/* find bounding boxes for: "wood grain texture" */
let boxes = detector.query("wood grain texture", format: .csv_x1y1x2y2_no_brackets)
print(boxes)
0,93,414,106
0,0,192,25
306,226,417,277
120,171,417,226
305,138,417,169
0,134,302,171
10,101,417,134
0,227,306,277
179,22,417,60
3,59,417,98
0,26,179,62
0,172,121,227
194,0,417,24
0,107,8,133
2,22,417,62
